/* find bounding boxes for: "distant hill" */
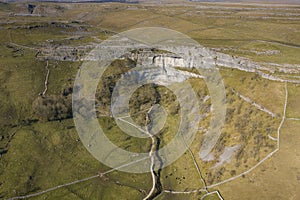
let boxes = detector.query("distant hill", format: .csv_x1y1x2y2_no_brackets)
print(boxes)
1,0,300,4
189,0,300,4
1,0,139,3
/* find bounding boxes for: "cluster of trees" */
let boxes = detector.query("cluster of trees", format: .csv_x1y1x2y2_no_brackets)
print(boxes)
207,167,226,185
95,58,180,126
129,83,180,126
129,84,159,126
95,59,134,115
32,94,72,121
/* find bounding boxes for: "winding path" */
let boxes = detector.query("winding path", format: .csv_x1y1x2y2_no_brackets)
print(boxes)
41,61,49,97
143,106,158,200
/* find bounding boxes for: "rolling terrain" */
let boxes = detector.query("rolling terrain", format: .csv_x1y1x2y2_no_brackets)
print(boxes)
0,1,299,200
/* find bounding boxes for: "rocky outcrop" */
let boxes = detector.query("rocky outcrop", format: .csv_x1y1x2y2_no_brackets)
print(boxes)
212,48,281,56
128,47,300,83
37,44,300,83
37,44,95,61
152,55,185,68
